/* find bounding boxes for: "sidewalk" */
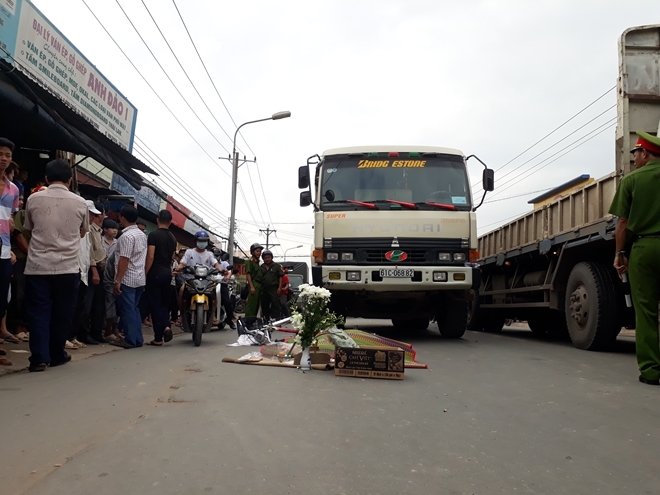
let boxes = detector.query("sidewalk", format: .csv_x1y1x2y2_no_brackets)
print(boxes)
0,324,184,377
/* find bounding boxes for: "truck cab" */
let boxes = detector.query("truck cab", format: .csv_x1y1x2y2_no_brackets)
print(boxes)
298,145,494,336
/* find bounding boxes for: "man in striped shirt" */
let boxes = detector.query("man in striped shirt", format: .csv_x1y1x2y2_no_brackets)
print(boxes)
113,205,147,348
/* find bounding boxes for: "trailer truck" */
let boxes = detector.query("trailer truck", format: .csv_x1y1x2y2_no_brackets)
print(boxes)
471,24,660,350
298,146,494,337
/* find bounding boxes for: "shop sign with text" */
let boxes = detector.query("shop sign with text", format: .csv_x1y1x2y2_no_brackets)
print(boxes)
0,0,137,151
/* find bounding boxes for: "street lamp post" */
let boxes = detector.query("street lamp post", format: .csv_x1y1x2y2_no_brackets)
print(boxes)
227,111,291,264
283,244,303,261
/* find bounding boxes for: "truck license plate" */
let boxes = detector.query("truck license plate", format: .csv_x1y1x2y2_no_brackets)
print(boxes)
379,269,415,278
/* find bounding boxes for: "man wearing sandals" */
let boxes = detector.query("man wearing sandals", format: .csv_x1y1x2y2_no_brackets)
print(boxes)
145,210,177,346
24,159,88,372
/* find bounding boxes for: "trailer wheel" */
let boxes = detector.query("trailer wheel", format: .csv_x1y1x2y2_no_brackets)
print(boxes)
565,262,618,350
482,312,506,333
437,303,467,338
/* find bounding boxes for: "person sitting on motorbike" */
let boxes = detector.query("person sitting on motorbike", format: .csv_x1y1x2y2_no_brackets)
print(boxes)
174,231,226,325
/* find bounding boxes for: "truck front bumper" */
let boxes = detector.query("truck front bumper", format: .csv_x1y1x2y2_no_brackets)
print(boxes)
312,265,478,292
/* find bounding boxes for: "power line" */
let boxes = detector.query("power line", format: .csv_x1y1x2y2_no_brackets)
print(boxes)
488,119,616,199
79,0,231,179
137,0,241,154
493,86,615,175
113,0,232,155
473,104,616,196
132,146,230,234
482,188,551,204
168,0,283,254
237,220,314,225
478,210,532,232
133,137,230,228
170,0,254,156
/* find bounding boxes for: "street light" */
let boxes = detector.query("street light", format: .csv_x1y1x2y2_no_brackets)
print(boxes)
283,244,303,261
227,111,291,264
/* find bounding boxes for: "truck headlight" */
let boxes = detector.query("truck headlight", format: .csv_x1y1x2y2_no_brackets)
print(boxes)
438,253,451,261
346,271,361,281
341,252,354,261
433,271,448,282
327,252,339,261
453,253,466,261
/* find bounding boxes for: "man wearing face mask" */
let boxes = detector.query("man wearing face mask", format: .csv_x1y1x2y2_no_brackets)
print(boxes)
175,231,226,323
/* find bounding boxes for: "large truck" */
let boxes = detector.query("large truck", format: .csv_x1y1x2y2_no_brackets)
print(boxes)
471,25,660,350
298,146,494,337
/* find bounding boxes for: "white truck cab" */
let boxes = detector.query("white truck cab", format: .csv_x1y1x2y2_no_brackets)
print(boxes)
298,145,494,336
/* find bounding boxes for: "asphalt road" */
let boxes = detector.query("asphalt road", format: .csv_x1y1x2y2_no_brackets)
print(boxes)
2,321,658,495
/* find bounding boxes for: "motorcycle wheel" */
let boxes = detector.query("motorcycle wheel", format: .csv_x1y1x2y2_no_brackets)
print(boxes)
193,304,204,347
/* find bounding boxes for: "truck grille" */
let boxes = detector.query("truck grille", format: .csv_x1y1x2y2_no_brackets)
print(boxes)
325,237,468,266
365,249,428,263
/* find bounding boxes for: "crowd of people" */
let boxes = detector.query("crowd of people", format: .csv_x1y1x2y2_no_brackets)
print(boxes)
0,137,240,371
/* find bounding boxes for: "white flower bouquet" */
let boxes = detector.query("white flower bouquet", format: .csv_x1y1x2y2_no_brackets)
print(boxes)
291,284,344,349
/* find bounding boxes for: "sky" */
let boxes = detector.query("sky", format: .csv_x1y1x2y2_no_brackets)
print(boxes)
32,0,658,260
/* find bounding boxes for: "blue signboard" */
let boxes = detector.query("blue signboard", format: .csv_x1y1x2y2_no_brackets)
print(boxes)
0,0,23,61
110,173,161,214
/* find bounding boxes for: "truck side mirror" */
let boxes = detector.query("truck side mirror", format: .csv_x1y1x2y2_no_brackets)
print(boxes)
300,191,312,207
482,169,495,192
298,166,310,189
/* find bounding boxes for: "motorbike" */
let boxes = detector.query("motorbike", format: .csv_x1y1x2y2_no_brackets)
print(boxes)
181,264,221,346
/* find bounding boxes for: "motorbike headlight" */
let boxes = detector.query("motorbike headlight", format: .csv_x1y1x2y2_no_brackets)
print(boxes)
194,266,210,277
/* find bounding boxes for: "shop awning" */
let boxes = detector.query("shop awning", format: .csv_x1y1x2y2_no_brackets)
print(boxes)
0,64,156,189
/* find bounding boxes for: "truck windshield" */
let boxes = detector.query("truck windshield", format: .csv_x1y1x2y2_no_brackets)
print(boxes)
320,154,471,210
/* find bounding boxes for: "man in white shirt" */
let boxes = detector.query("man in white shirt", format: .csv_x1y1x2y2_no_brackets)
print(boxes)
175,231,225,324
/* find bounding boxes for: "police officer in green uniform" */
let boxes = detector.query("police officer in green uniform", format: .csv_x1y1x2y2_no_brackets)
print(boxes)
259,250,284,321
610,131,660,386
244,243,264,317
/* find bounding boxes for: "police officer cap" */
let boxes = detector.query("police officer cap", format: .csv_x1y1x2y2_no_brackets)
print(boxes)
262,249,273,257
250,243,264,254
631,131,660,154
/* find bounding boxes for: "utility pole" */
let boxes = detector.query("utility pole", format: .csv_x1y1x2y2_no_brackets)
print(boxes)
226,111,291,265
259,226,280,251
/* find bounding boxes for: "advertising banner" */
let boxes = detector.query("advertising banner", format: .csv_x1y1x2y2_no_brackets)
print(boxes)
0,0,137,151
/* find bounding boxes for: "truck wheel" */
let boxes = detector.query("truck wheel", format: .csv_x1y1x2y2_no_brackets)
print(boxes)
482,312,506,333
437,303,467,339
466,290,483,331
391,318,429,331
565,261,618,350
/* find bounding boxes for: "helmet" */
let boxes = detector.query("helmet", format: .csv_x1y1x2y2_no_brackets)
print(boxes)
250,243,264,255
212,247,222,258
262,249,273,257
195,230,210,241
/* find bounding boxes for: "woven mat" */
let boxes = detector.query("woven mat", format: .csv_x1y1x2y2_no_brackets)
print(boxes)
264,330,427,369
